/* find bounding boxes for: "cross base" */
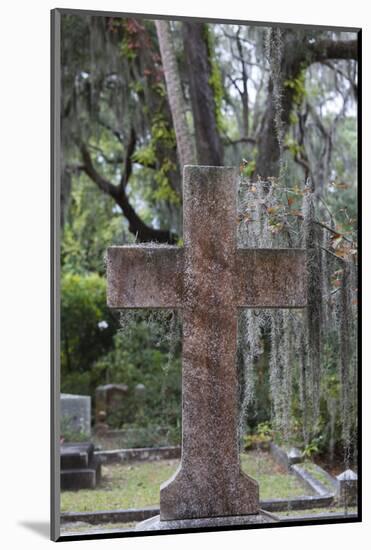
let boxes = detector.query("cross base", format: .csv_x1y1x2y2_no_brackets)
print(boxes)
135,510,279,531
160,466,259,520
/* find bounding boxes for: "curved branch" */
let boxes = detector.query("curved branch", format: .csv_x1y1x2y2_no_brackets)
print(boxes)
224,136,256,146
80,144,119,198
307,39,358,65
80,144,178,244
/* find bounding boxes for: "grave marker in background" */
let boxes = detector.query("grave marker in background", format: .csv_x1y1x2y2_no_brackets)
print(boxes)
61,393,91,437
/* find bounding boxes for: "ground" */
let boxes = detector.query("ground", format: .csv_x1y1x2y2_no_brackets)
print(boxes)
61,451,310,513
61,450,357,535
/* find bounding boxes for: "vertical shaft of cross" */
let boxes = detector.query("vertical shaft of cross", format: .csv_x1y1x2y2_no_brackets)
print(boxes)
182,167,240,470
160,166,258,520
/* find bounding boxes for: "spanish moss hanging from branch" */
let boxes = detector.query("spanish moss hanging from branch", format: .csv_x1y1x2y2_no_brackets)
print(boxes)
237,173,357,464
302,178,323,426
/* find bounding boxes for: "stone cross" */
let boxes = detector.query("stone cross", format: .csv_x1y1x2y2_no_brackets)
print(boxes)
107,166,306,522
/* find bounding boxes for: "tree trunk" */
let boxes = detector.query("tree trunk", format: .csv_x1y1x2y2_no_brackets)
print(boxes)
255,79,282,178
155,20,196,171
255,35,358,179
182,22,224,166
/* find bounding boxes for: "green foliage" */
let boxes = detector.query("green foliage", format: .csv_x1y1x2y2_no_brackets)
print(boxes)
60,17,358,459
204,25,226,132
120,36,137,60
129,80,144,95
61,416,90,443
151,114,177,148
93,316,181,430
132,144,156,167
132,114,180,207
240,160,257,178
62,172,124,276
243,422,273,450
284,70,306,106
61,276,182,436
61,272,117,394
209,58,225,131
153,159,180,205
302,441,320,459
285,136,304,157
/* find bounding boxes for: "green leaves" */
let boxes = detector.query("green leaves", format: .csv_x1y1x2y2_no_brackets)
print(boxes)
61,272,117,392
283,72,306,106
132,145,156,167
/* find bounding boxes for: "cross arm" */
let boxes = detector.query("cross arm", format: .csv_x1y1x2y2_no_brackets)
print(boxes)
107,245,184,308
235,249,307,308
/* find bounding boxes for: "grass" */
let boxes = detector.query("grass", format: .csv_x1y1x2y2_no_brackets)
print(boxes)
61,451,308,513
240,452,310,500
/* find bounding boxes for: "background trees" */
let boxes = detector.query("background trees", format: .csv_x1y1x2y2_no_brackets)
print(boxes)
60,14,358,459
61,16,357,245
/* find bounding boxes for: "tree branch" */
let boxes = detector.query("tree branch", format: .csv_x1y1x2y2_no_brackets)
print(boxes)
322,60,358,96
224,136,256,146
80,143,177,244
293,152,311,175
80,144,119,199
315,220,355,246
119,127,136,192
98,118,124,143
308,39,358,65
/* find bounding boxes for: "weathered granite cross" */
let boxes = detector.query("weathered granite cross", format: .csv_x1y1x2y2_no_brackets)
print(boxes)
107,166,306,526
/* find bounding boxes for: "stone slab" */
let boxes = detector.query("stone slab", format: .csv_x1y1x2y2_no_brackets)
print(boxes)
270,443,303,471
61,458,101,490
291,464,333,497
262,494,334,511
61,442,95,469
136,510,278,531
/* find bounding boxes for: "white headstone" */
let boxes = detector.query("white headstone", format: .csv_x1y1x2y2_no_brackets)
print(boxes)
61,393,91,436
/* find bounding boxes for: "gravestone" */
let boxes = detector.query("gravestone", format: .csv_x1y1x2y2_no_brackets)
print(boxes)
61,393,91,437
95,383,129,425
336,469,358,506
60,442,101,490
107,166,307,529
